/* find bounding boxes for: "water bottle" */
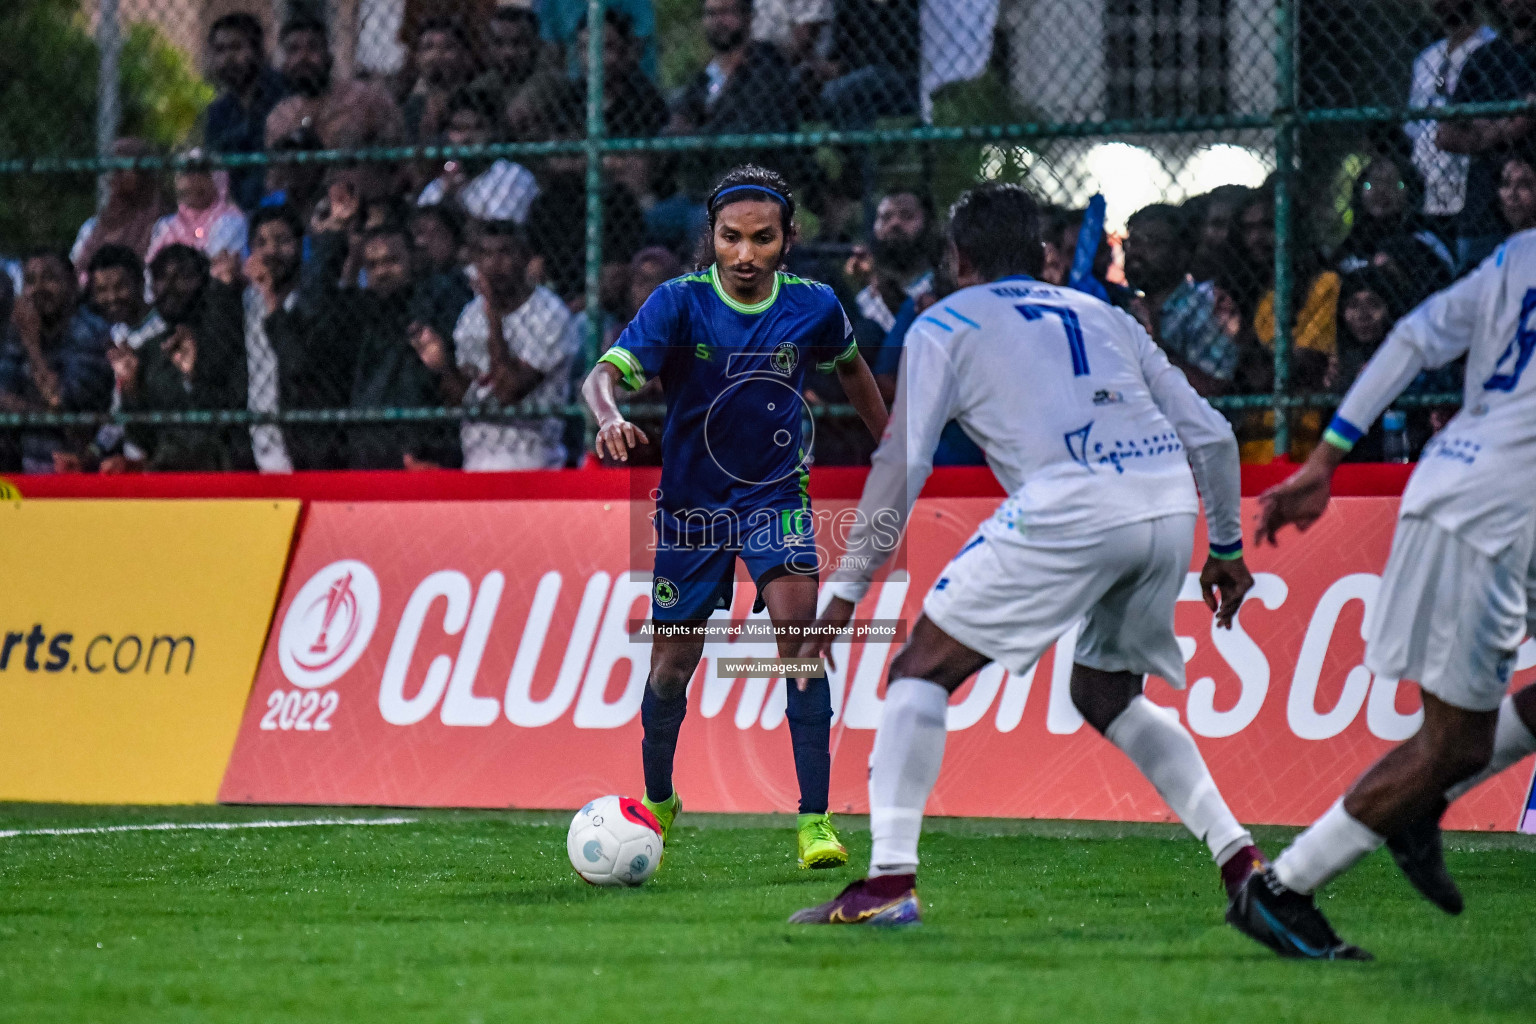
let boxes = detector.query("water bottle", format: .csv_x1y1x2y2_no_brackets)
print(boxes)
1382,410,1410,463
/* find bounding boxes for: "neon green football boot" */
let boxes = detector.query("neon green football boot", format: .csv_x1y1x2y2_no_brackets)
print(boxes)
797,812,849,869
642,791,681,844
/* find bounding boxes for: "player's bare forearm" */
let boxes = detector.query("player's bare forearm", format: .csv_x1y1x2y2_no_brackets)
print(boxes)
583,361,649,462
582,361,625,427
837,355,889,440
1254,437,1348,545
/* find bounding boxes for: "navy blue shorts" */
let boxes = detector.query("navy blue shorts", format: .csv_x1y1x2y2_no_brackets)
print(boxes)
650,508,819,621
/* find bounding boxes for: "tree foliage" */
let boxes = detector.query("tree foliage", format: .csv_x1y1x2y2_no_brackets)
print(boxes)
0,0,213,252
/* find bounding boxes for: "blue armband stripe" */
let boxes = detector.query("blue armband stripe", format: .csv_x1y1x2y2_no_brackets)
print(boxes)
1325,415,1363,449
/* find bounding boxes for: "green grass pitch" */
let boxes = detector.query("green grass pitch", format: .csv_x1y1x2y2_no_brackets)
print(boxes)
1,803,1532,1023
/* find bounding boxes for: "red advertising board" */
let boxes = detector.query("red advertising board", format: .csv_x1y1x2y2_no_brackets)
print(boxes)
221,497,1535,830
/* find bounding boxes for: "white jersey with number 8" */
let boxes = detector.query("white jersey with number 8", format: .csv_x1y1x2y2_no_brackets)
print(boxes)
1380,234,1536,558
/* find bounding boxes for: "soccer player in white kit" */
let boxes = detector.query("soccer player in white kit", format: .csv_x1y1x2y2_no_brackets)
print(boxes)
788,184,1337,946
1240,231,1536,959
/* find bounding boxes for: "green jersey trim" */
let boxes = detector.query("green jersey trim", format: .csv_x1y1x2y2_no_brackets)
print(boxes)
1322,427,1356,453
816,339,860,373
709,264,781,314
598,347,646,390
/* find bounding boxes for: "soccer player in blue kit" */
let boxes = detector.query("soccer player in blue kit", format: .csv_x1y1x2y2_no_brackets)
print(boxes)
582,166,889,868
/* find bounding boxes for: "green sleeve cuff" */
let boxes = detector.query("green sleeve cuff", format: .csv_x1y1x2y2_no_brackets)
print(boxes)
1322,427,1356,453
598,347,646,390
1208,546,1244,561
1323,414,1362,453
816,339,860,373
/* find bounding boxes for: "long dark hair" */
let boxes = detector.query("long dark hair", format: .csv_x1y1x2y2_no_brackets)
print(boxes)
692,164,797,269
1216,182,1326,324
1337,151,1428,260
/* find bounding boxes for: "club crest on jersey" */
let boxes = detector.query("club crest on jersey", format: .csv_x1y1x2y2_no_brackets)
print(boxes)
653,577,679,609
772,342,798,374
1092,388,1124,405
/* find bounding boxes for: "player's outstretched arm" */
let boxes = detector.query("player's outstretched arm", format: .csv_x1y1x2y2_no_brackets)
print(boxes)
1253,439,1347,545
1260,247,1487,543
835,352,890,440
807,325,956,670
581,361,649,462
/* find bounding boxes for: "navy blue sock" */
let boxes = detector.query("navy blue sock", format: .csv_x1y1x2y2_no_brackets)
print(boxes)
785,676,833,815
640,684,688,804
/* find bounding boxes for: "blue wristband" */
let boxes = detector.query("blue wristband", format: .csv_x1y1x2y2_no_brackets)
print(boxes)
1209,540,1243,561
1324,414,1363,453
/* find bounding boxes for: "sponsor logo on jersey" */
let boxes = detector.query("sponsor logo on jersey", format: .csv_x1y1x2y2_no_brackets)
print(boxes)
1092,388,1124,405
1064,421,1095,470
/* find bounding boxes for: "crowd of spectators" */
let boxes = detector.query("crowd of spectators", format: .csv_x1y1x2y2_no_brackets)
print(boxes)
1,0,1529,474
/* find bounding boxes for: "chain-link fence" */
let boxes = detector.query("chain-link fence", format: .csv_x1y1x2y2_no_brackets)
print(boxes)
0,0,1512,473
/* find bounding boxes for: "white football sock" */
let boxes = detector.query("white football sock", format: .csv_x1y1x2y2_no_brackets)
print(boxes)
1273,798,1383,895
1104,696,1252,863
867,677,949,877
1446,694,1536,802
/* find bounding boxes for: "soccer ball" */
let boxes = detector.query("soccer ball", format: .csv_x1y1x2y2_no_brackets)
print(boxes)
567,795,664,887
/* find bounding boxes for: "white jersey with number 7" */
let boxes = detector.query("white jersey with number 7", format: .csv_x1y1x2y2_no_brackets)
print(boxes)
827,274,1240,601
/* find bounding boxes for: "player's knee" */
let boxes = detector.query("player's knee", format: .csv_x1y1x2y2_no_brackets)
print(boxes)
1436,736,1495,787
1071,693,1120,735
1512,682,1536,730
646,666,692,701
1415,721,1494,787
1417,696,1497,782
1069,665,1141,734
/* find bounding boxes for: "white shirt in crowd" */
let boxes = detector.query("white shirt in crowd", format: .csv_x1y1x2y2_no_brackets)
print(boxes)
1335,232,1536,559
418,160,540,224
922,0,998,118
145,210,249,262
242,286,296,474
855,269,934,334
454,286,579,471
751,0,831,48
1405,26,1498,218
828,276,1239,600
747,0,995,119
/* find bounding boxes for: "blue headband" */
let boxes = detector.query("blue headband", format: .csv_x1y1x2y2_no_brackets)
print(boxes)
711,184,788,209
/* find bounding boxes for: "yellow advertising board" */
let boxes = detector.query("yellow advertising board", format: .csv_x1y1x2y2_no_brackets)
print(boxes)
0,499,298,803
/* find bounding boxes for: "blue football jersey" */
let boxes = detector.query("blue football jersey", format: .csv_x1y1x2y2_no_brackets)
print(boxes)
599,264,857,530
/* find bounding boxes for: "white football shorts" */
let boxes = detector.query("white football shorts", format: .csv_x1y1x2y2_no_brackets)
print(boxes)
922,514,1196,687
1366,514,1535,712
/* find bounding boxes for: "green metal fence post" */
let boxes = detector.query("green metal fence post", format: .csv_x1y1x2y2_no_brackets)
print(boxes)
1271,0,1298,458
583,0,607,447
